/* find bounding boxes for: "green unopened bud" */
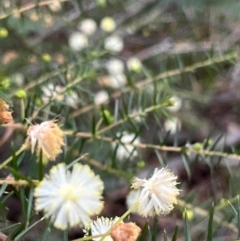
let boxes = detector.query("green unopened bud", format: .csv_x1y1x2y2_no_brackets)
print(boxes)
96,0,107,8
220,198,228,206
183,209,194,221
137,160,145,168
127,57,142,73
35,97,42,106
0,28,8,38
193,142,202,151
0,78,10,89
42,53,51,62
102,110,114,124
204,139,213,147
15,89,27,99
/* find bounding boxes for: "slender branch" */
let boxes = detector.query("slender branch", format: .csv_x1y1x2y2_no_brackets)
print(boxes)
0,178,38,186
10,63,78,98
97,102,166,134
0,0,69,20
71,51,238,117
64,131,240,161
1,123,240,163
29,77,83,121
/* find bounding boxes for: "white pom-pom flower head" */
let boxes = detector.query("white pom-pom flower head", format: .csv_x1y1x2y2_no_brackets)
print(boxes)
84,217,119,241
34,163,104,230
131,168,180,217
68,32,88,51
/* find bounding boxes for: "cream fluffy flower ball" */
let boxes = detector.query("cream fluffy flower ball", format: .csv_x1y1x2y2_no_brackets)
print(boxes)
100,17,116,32
78,18,97,36
34,163,104,230
22,120,64,161
131,168,180,217
104,35,124,53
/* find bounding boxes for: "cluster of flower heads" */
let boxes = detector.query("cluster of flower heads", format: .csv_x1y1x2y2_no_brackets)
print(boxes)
84,217,141,241
67,16,143,92
13,119,180,239
41,83,79,108
68,17,123,53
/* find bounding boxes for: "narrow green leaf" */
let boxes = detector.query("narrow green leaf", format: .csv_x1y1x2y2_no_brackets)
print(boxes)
0,222,21,233
20,188,27,221
66,154,88,169
184,209,192,241
9,223,25,240
114,100,119,122
91,115,96,136
1,191,14,205
163,230,168,241
209,134,223,151
11,144,18,173
237,196,240,239
207,203,214,241
150,217,158,241
40,221,51,241
228,200,238,216
38,149,44,181
63,138,81,164
161,131,171,145
0,183,8,198
155,150,166,167
171,226,179,241
26,187,34,228
0,89,12,106
138,223,148,241
182,154,191,179
14,217,44,241
63,230,68,241
5,166,33,184
128,91,134,112
24,96,32,122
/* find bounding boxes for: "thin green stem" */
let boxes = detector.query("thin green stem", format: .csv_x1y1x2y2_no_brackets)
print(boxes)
97,102,166,135
177,199,238,232
0,148,24,170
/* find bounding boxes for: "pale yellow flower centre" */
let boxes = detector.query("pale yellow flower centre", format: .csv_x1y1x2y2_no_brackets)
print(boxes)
58,184,78,202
